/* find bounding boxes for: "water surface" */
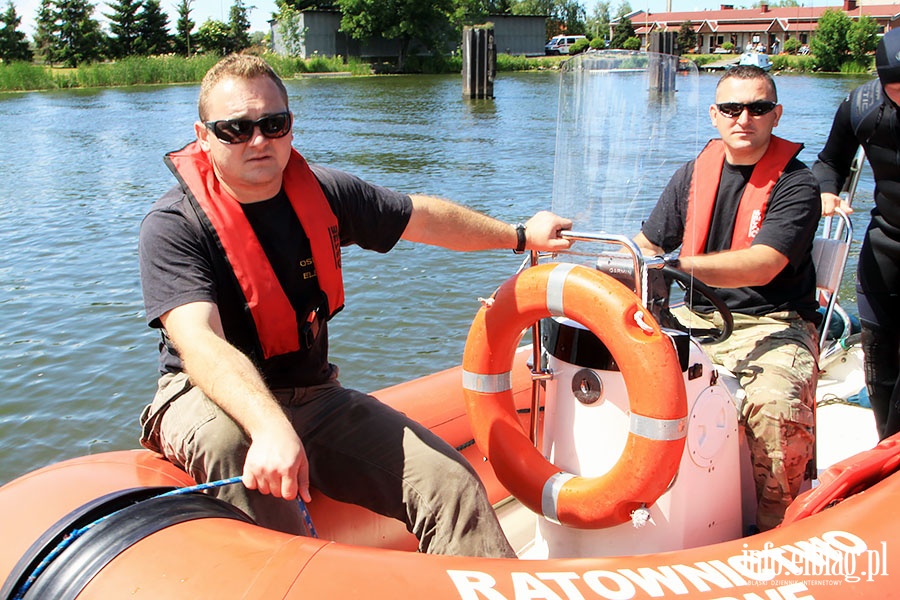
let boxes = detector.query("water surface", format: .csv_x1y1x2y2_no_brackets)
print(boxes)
0,70,874,485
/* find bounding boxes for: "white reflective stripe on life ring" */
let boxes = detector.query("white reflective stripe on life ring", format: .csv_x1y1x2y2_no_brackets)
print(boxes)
630,413,688,441
546,263,577,316
462,370,512,394
541,471,577,524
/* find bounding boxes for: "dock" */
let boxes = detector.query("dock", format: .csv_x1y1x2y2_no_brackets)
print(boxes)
702,55,740,71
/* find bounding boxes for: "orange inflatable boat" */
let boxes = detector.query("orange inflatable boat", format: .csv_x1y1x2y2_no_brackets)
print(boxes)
1,263,898,600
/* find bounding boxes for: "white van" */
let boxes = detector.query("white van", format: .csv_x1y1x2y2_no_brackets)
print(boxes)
545,35,587,55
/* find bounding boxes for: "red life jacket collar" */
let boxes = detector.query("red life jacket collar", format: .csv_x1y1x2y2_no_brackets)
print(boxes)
683,136,803,257
166,141,345,359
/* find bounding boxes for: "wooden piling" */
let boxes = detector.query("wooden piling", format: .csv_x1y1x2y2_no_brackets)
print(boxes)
462,26,496,99
649,32,678,93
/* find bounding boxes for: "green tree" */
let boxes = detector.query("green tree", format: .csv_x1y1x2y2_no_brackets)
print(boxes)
511,0,587,38
490,0,512,12
558,0,586,36
586,1,609,42
0,2,33,62
335,0,454,71
227,0,252,52
277,0,335,8
783,37,800,54
41,0,105,67
676,21,695,54
33,0,58,63
846,14,878,65
613,1,631,19
173,0,195,56
810,8,850,72
104,0,142,58
511,0,552,15
196,17,230,54
136,0,170,54
608,16,634,49
450,0,516,28
450,0,488,28
275,4,304,56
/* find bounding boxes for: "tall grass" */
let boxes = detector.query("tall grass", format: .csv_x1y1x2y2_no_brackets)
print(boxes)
262,53,372,77
770,54,818,72
0,49,881,93
55,54,221,89
0,52,371,93
497,54,561,71
0,61,56,91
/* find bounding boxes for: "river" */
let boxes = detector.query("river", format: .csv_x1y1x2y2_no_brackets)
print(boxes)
0,69,875,486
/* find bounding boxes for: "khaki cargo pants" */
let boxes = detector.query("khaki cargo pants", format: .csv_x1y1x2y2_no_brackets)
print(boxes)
139,371,515,557
673,308,819,531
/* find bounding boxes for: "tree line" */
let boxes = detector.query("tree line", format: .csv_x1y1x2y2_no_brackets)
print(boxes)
0,0,619,68
0,0,878,71
0,0,256,66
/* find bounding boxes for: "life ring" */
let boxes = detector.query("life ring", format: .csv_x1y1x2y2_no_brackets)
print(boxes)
462,263,687,528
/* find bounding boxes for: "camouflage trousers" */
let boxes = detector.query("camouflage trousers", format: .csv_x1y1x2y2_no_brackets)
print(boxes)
672,308,819,531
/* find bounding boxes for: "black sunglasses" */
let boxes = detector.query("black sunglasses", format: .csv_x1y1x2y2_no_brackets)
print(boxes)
715,101,777,118
204,112,292,144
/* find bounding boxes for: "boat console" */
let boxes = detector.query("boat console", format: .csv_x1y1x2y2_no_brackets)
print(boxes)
514,239,753,558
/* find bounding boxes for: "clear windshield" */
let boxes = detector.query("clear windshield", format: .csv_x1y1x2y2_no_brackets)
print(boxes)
551,50,702,238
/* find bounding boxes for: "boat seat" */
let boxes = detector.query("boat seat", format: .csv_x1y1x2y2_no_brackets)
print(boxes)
812,208,852,351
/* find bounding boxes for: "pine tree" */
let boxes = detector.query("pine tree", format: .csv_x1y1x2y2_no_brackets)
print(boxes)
227,0,252,53
0,2,33,62
173,0,195,56
676,21,696,55
136,0,171,55
104,0,142,58
33,0,59,64
55,0,104,66
609,16,634,49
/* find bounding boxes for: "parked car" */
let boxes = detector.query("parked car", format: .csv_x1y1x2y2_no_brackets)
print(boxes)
545,35,588,55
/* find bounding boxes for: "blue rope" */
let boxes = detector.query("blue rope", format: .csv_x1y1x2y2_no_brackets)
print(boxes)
298,497,318,538
157,475,244,497
11,477,318,599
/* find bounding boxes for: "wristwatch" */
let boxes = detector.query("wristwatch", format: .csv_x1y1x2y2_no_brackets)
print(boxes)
513,223,526,254
663,253,681,269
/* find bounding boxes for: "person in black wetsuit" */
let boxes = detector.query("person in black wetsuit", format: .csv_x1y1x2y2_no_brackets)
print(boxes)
813,30,900,440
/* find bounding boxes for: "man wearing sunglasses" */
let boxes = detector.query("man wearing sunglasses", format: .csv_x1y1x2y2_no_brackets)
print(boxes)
634,65,821,531
137,53,573,557
813,29,900,441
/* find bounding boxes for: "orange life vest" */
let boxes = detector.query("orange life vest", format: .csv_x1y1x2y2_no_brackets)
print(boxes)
166,141,344,359
682,136,803,257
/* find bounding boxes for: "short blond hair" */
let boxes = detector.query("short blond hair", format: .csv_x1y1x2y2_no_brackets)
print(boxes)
198,54,289,121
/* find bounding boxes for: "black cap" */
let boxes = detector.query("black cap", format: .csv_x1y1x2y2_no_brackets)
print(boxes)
876,29,900,86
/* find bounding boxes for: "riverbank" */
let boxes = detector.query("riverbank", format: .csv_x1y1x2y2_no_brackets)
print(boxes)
0,52,566,93
0,50,872,94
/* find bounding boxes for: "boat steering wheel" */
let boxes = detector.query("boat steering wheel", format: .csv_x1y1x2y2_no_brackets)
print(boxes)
661,264,734,344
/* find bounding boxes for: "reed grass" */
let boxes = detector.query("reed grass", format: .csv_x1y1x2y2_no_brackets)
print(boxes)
0,61,56,91
0,53,371,93
2,50,871,93
496,53,562,71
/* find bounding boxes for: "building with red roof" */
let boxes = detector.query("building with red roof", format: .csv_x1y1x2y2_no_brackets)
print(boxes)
614,0,898,55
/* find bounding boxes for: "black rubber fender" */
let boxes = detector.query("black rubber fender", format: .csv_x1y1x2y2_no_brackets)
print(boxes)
2,487,254,600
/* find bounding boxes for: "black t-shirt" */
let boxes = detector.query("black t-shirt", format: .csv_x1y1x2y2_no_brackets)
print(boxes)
139,163,413,388
641,155,821,322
